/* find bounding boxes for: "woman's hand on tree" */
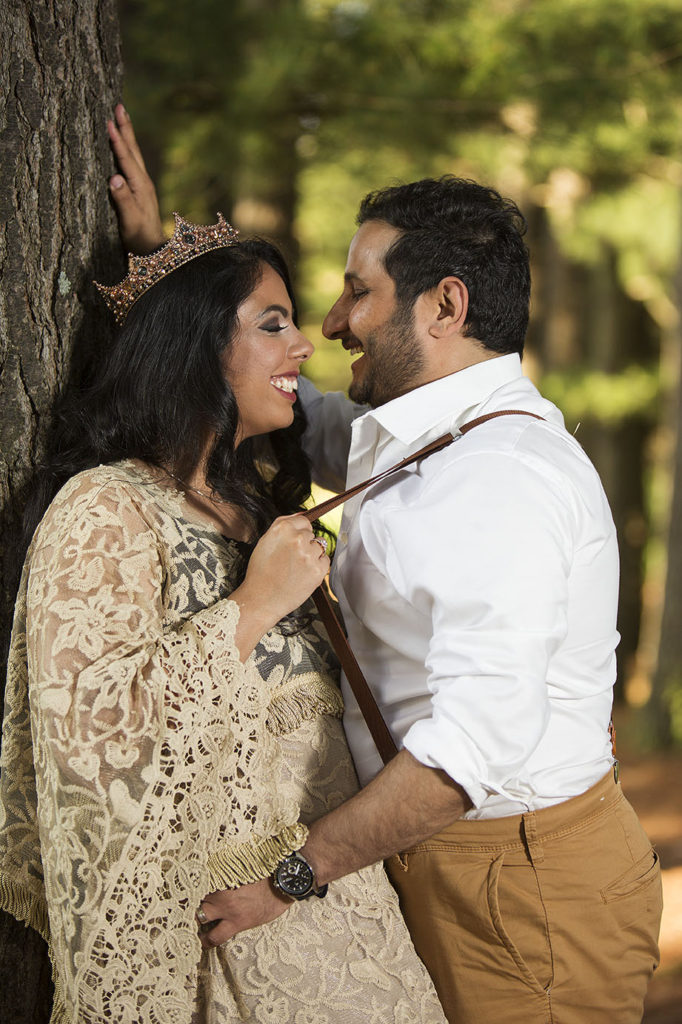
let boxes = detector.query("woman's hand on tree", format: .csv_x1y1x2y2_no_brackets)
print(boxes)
107,103,166,254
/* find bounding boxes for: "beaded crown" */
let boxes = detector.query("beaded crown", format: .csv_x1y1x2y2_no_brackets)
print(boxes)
95,212,239,325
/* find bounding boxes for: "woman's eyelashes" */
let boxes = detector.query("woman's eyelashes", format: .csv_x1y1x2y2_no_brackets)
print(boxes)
261,319,288,334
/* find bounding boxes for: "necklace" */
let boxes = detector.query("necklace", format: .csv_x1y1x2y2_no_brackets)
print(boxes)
167,472,231,505
166,471,255,543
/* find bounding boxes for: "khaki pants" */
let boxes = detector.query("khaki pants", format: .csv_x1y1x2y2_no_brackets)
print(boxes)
387,771,662,1023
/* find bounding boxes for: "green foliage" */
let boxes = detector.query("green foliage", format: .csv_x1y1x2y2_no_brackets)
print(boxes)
123,0,682,304
541,364,661,425
120,0,682,744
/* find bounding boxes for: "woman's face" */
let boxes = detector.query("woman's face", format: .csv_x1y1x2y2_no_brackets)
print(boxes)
227,263,314,442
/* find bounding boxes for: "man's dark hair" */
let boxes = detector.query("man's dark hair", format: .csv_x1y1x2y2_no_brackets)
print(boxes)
357,176,530,355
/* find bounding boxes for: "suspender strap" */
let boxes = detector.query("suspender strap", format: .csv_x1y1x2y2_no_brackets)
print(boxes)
306,410,545,523
459,409,545,434
304,431,457,522
302,409,544,765
311,584,399,764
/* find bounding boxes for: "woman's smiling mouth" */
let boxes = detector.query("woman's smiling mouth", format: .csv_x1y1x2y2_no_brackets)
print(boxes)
270,374,299,400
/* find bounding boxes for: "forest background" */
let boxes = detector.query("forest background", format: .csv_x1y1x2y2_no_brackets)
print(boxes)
1,0,682,1020
122,6,682,1013
122,0,682,750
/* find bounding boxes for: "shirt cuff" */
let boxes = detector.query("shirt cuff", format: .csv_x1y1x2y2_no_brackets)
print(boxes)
403,718,494,810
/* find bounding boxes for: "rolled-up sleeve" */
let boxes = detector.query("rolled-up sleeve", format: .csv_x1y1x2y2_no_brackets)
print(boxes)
385,450,574,808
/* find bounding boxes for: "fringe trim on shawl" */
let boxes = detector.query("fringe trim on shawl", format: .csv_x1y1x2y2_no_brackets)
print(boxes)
49,991,70,1024
207,822,309,891
0,876,73,1023
0,873,49,942
267,675,344,737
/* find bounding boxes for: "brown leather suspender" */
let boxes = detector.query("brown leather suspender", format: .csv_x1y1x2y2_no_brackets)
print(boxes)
302,409,545,765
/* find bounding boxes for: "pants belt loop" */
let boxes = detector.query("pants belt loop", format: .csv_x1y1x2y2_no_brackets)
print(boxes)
521,812,545,865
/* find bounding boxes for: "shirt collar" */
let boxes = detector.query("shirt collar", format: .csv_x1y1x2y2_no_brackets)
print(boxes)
366,353,524,446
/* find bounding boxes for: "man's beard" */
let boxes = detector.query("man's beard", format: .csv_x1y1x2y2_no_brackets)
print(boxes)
348,302,424,408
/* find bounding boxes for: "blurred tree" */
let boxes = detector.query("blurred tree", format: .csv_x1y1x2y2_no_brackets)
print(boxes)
650,196,682,746
122,0,319,267
0,3,123,1021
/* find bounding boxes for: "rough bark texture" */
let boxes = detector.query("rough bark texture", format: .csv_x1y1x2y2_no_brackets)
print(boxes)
0,3,123,1020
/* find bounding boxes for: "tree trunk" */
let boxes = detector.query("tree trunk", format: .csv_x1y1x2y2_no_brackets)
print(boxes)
650,381,682,747
649,196,682,747
576,252,657,700
0,3,123,1020
232,119,301,272
526,208,657,702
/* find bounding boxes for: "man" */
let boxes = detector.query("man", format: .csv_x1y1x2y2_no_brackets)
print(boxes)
109,107,662,1023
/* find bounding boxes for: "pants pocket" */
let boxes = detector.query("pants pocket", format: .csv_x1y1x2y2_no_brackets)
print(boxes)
600,848,662,969
600,848,661,904
487,852,554,995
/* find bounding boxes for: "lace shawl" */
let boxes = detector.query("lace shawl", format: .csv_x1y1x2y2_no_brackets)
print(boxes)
0,463,308,1024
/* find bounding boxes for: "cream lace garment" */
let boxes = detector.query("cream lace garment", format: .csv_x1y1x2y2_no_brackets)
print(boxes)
0,462,312,1024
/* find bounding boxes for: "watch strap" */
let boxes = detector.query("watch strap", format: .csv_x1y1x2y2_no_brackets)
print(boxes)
272,850,328,901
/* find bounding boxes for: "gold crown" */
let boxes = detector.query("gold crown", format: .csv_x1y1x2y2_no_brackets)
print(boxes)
95,212,239,325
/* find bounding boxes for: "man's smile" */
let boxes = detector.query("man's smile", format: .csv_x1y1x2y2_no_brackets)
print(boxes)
341,336,365,358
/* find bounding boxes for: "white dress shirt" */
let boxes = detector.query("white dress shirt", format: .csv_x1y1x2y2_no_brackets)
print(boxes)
300,356,618,819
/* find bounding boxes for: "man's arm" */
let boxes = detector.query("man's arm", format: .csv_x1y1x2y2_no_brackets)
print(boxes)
198,449,571,945
302,748,471,877
298,375,366,492
198,749,470,946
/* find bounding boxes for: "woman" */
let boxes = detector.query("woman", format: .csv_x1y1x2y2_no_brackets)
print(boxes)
0,217,445,1023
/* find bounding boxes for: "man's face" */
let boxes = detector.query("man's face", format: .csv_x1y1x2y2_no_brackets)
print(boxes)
322,220,424,408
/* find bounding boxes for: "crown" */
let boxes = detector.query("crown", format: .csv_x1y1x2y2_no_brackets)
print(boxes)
95,212,239,324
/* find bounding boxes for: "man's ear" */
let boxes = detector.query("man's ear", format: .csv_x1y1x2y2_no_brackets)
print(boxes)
425,276,469,339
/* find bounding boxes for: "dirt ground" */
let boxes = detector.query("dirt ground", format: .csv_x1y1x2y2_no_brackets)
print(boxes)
616,738,682,1024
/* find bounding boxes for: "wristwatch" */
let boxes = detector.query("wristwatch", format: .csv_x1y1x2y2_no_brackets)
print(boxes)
272,850,328,901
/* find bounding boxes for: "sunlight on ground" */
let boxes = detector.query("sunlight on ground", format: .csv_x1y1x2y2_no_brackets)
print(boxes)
660,867,682,963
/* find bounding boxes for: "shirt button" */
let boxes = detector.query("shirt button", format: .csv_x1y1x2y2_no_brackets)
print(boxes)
340,531,348,544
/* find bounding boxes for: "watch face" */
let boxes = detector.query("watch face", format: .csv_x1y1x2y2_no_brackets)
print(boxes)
277,854,314,896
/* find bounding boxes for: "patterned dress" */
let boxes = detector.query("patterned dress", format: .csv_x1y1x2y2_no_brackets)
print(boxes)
0,461,445,1024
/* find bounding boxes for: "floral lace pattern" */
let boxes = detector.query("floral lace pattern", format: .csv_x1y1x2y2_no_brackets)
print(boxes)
194,717,447,1022
0,461,445,1023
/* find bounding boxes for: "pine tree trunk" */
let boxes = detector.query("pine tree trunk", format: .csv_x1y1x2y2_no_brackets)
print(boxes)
651,385,682,747
650,200,682,747
0,3,123,1019
526,208,657,702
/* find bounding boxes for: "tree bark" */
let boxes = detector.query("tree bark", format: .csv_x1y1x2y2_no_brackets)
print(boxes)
0,3,123,1020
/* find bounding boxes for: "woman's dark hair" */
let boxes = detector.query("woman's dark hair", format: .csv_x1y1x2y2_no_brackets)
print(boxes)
20,240,315,568
357,176,530,355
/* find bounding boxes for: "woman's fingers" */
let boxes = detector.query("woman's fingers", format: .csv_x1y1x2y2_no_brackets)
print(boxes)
107,117,142,182
114,103,147,170
313,535,328,557
106,107,165,255
107,117,153,203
